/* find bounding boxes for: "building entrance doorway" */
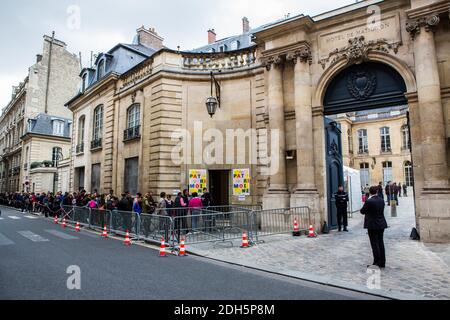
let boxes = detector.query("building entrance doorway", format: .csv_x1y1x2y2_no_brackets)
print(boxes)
322,61,416,231
209,170,230,206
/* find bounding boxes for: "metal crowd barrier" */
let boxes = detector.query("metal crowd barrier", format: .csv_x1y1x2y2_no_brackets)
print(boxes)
58,205,311,249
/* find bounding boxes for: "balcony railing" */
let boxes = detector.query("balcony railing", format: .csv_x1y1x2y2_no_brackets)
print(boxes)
91,138,102,151
76,143,85,154
124,126,141,142
358,149,369,155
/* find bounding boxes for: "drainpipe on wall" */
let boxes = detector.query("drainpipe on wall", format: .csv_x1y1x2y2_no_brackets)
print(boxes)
44,31,55,114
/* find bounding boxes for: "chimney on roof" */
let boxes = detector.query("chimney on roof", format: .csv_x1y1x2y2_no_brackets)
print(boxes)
136,25,164,50
243,17,250,34
208,29,216,45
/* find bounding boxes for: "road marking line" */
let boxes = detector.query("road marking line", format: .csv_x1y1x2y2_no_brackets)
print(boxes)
44,230,79,240
0,217,4,220
17,231,49,243
8,216,21,220
25,215,38,219
0,232,14,246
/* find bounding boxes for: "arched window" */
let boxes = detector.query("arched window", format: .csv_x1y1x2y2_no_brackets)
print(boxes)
402,125,410,151
127,104,140,129
93,105,103,142
404,161,414,187
52,147,62,167
380,127,391,153
358,129,368,154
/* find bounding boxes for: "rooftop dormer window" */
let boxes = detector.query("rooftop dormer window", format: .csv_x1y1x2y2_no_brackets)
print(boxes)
97,59,105,80
52,120,65,136
81,73,88,92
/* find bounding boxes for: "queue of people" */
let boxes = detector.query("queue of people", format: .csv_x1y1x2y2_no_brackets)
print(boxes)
362,181,408,206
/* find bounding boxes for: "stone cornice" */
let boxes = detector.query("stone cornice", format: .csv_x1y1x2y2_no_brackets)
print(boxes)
405,0,450,20
319,36,401,70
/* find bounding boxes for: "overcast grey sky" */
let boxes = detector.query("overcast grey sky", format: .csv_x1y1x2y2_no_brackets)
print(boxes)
0,0,355,109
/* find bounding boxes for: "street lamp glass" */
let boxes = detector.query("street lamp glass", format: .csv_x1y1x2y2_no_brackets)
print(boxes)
205,97,218,118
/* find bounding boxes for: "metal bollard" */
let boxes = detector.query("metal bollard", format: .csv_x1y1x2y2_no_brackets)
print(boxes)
390,200,397,218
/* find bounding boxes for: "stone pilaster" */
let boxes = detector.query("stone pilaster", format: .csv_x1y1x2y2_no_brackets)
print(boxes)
288,48,320,225
407,14,450,243
262,56,290,209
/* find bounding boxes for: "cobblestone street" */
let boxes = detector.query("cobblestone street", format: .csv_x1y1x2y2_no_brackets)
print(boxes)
189,194,450,300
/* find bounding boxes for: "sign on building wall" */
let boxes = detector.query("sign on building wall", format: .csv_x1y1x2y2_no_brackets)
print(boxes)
233,169,250,196
189,170,207,195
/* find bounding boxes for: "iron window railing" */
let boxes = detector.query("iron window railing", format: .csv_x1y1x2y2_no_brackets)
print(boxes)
91,139,102,151
124,125,141,141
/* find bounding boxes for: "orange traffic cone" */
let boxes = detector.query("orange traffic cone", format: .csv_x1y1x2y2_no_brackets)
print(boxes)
75,222,81,232
62,218,67,228
179,237,186,257
308,225,317,238
54,215,59,224
102,226,108,238
293,219,301,237
124,230,131,246
160,237,167,257
241,231,249,248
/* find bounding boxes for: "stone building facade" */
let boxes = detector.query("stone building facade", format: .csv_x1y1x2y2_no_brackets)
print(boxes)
67,0,450,243
0,34,80,193
333,106,413,188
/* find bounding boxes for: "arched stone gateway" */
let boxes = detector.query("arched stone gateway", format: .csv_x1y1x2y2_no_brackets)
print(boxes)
313,50,450,243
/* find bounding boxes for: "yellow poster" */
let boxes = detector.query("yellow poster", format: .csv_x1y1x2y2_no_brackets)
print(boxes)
233,169,250,196
189,169,207,195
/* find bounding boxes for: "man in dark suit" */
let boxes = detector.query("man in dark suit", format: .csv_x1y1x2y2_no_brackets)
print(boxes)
334,186,349,232
361,186,388,269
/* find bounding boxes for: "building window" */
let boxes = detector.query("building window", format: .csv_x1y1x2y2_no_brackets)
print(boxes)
52,120,65,136
97,59,105,80
91,164,101,193
52,147,62,167
360,163,370,188
124,104,141,141
92,105,103,145
380,127,391,153
124,157,139,195
348,129,353,154
230,41,240,51
77,116,85,153
402,125,410,151
358,129,368,154
82,73,88,92
404,161,414,187
382,161,393,185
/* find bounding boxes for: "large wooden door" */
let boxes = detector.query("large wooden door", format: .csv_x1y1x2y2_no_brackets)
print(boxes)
325,118,344,229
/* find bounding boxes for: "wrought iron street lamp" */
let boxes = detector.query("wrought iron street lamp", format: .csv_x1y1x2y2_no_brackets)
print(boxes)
205,71,221,118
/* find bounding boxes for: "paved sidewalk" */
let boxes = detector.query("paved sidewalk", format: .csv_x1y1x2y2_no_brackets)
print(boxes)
188,194,450,300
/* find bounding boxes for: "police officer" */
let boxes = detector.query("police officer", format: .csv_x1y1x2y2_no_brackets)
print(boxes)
335,185,349,232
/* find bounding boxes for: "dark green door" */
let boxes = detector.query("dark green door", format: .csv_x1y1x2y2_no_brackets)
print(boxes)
325,118,344,229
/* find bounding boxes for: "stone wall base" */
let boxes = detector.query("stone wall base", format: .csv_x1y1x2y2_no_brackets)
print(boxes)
290,191,321,231
262,192,291,210
417,190,450,243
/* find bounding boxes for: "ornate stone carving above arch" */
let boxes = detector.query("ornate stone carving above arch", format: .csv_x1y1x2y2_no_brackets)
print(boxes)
313,51,417,109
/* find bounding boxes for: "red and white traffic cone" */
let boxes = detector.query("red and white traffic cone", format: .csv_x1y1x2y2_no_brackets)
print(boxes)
124,230,131,246
241,231,249,248
179,238,186,257
159,237,167,257
308,225,317,238
75,222,81,232
293,219,301,237
54,215,59,224
102,225,108,238
62,218,67,229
